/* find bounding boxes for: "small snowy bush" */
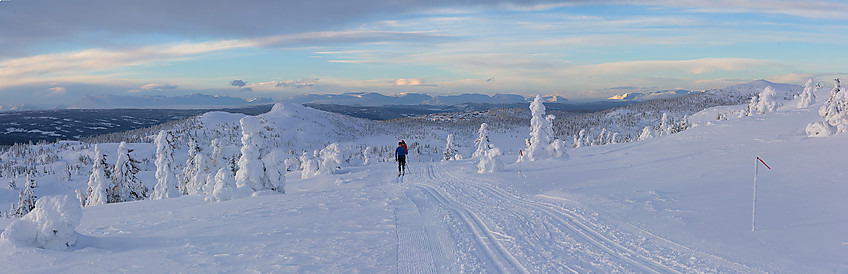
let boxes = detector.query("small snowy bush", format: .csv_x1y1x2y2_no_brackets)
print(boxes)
205,168,240,202
477,147,504,173
805,121,835,137
300,151,320,179
1,195,82,251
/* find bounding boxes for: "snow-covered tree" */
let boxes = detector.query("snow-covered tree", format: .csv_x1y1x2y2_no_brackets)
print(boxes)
817,78,848,134
753,86,779,114
110,142,147,203
477,147,504,173
318,143,343,174
152,130,180,200
262,148,286,193
300,151,320,179
209,139,228,174
284,156,301,171
206,168,237,202
235,116,269,191
84,145,110,207
522,94,566,161
443,134,458,161
362,146,372,166
472,123,491,158
186,153,214,195
180,137,201,195
797,79,817,108
638,126,655,141
11,176,37,217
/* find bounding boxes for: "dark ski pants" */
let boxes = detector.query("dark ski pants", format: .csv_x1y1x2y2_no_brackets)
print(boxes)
398,155,406,174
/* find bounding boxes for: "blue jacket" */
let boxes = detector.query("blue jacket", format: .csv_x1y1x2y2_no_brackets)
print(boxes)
395,146,407,158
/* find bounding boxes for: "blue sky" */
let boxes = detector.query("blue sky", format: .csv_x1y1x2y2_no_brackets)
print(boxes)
1,0,846,107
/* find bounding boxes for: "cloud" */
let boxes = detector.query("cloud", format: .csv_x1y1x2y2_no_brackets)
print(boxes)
231,80,247,87
395,78,437,87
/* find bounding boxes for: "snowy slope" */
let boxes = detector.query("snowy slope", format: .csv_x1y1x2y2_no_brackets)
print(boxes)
1,83,846,272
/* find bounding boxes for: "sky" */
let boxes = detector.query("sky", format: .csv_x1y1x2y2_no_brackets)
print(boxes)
1,0,847,107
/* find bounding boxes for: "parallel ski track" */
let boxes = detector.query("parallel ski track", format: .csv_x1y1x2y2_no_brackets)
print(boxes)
438,168,680,273
415,164,529,274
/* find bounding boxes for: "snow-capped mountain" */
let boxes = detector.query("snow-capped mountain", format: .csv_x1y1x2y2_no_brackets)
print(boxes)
69,94,274,109
607,89,696,101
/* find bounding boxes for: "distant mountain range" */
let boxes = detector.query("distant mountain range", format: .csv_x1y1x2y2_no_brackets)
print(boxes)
606,79,803,101
287,92,568,106
69,94,274,109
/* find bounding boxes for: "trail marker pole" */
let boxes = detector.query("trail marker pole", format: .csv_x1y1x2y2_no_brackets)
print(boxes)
752,157,771,232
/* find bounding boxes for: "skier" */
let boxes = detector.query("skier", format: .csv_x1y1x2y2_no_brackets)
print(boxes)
395,141,407,176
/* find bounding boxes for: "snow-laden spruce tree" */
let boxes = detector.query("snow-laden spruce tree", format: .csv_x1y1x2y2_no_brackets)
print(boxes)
573,129,586,148
152,130,180,200
319,143,343,174
186,152,214,195
11,176,37,217
262,148,286,193
809,78,848,136
522,94,566,161
110,142,147,203
209,139,228,174
1,195,82,250
84,145,110,207
797,79,817,108
180,137,201,195
443,134,458,161
746,86,779,116
362,146,372,166
637,126,655,141
472,123,491,158
819,78,848,132
235,116,270,191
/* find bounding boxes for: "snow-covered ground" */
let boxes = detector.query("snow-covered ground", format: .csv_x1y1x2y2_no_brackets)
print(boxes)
1,84,846,272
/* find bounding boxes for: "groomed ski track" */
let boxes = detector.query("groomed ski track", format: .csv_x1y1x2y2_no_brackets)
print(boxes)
389,162,759,273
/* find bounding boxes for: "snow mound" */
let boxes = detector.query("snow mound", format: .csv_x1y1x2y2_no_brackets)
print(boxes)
1,195,83,250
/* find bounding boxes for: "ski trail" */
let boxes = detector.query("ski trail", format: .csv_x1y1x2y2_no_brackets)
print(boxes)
438,165,758,273
415,184,529,273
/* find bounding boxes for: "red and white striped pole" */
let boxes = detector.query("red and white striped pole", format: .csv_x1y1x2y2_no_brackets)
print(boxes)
752,157,771,232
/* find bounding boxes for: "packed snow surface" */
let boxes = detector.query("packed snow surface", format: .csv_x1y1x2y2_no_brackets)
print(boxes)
1,86,847,272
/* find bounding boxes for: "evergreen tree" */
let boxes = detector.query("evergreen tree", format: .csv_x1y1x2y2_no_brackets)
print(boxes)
472,123,491,158
110,142,148,203
152,130,180,200
523,94,565,161
181,137,201,195
235,116,269,191
84,145,110,207
797,79,817,108
443,134,457,161
13,175,37,217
